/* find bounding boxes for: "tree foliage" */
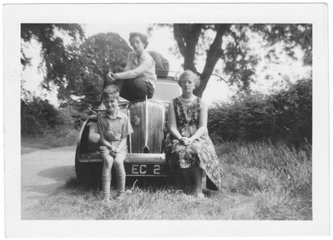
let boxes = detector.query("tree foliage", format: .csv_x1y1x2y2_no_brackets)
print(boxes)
154,24,312,97
21,24,84,74
58,32,132,108
21,24,132,107
21,96,74,136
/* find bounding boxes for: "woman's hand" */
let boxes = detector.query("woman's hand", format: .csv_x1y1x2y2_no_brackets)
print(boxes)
107,70,116,82
180,137,194,146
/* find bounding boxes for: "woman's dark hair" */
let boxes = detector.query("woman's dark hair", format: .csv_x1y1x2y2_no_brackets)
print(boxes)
129,32,149,49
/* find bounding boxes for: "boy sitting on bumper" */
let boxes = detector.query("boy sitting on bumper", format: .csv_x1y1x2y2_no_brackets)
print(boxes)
95,85,133,200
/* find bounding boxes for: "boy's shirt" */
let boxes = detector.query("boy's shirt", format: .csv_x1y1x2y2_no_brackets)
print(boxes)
95,110,133,142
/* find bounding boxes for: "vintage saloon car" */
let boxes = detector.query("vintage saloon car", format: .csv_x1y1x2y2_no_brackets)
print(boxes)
75,70,181,188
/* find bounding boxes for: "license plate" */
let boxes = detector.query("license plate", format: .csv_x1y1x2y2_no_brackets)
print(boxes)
125,164,169,176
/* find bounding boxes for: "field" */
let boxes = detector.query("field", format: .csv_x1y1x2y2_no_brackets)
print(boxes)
23,141,312,220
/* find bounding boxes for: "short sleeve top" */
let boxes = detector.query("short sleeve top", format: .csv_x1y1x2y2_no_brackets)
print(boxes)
95,110,133,142
126,51,157,88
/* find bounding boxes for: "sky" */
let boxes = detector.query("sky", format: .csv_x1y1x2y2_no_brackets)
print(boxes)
83,23,238,104
21,23,311,107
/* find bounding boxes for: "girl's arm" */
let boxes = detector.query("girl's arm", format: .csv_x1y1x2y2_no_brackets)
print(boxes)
114,57,153,79
168,101,183,141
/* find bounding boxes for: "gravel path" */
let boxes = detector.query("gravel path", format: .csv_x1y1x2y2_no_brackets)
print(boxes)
21,145,76,219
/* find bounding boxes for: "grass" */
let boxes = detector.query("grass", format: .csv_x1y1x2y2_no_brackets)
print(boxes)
21,129,79,154
24,178,254,220
216,142,312,220
23,141,312,220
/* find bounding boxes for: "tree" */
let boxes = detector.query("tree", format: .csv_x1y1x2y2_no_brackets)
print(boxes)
58,32,132,108
21,24,131,108
21,24,85,95
153,24,312,97
21,24,84,69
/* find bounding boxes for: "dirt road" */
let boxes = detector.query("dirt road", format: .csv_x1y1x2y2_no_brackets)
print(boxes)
21,145,76,219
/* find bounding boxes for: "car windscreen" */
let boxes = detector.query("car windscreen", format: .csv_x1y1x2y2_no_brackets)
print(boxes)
152,81,181,102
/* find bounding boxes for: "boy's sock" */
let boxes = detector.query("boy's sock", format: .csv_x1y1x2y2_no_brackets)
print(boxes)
102,175,111,199
116,174,126,196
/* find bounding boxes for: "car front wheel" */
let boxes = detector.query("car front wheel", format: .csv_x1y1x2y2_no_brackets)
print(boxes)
75,143,103,190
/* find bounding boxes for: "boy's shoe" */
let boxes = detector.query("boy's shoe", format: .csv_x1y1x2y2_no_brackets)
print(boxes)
196,192,206,199
102,197,112,204
192,189,206,199
125,189,132,194
116,189,132,200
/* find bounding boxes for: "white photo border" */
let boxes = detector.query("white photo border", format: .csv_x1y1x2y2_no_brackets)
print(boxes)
3,2,329,238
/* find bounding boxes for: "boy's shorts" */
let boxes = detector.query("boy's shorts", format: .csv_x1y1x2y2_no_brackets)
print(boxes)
99,144,128,156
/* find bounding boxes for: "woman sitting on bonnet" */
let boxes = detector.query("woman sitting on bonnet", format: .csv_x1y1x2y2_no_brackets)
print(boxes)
107,32,156,102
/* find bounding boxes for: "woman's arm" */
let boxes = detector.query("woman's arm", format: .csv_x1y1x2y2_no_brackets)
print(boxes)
115,57,153,79
189,99,208,141
123,53,131,71
168,101,183,141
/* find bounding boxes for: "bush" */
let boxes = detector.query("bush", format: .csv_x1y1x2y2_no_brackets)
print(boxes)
59,104,90,130
208,78,312,147
209,92,275,142
270,78,312,146
21,97,75,137
21,114,45,136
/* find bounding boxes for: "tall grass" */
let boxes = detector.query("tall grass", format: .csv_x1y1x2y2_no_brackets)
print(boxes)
216,141,312,220
23,141,312,220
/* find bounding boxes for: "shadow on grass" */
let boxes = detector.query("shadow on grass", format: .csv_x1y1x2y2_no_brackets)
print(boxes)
38,165,75,183
23,166,75,197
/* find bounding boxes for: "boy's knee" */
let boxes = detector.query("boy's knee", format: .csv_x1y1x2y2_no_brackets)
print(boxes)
114,153,126,167
114,158,124,168
103,156,113,162
99,146,109,154
102,155,113,168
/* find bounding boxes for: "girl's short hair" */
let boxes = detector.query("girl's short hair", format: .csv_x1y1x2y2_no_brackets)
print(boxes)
102,85,120,100
178,70,201,89
129,32,149,49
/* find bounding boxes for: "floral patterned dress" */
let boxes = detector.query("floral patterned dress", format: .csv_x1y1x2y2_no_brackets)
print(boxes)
165,97,221,189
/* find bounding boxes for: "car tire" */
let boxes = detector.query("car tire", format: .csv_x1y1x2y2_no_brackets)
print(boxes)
75,144,103,190
206,176,219,191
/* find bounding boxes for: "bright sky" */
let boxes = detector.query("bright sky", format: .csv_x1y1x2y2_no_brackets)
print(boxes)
21,23,311,107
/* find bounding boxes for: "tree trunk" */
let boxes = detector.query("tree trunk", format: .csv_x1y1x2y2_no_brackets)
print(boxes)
173,24,202,74
194,75,210,98
173,24,231,97
194,24,231,97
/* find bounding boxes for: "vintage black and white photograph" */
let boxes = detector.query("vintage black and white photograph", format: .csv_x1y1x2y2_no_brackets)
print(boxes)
3,2,330,238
